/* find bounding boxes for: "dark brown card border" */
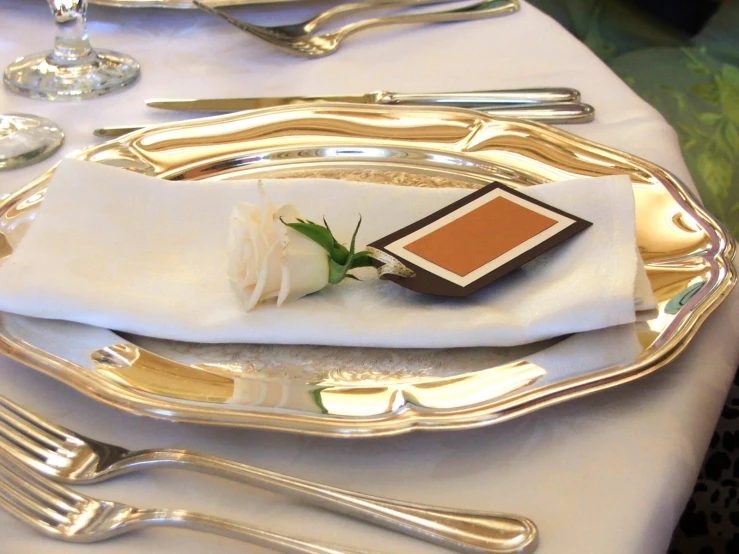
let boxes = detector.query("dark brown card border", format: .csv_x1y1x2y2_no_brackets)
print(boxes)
367,182,592,297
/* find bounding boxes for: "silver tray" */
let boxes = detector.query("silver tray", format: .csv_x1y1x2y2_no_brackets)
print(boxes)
0,103,734,437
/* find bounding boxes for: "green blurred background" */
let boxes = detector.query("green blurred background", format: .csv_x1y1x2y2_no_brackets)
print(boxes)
528,0,739,238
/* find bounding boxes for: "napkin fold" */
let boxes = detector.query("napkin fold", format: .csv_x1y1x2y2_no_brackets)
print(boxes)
0,159,655,348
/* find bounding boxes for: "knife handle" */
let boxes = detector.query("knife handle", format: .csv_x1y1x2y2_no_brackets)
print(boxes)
374,87,581,106
481,102,595,123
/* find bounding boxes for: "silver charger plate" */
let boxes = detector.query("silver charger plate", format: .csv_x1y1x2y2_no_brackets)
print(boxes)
0,103,735,437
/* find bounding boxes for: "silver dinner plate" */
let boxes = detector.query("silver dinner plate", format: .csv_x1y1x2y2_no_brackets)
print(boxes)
0,103,735,436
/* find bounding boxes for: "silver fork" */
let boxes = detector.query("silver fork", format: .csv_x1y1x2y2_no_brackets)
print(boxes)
206,0,453,40
194,0,520,58
0,395,539,554
0,454,372,553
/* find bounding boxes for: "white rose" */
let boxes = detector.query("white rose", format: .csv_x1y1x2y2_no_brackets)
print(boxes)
227,190,329,311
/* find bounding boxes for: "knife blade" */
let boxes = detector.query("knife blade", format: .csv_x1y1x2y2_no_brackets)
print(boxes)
146,87,582,112
95,102,595,137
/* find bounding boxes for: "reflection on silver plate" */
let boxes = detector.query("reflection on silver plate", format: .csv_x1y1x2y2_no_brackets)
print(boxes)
0,104,735,436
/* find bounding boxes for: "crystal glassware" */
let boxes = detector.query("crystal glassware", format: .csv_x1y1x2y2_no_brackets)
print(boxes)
0,114,64,171
3,1,140,101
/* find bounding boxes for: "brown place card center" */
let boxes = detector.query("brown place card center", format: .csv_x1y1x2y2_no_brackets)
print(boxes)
368,182,592,297
403,196,559,277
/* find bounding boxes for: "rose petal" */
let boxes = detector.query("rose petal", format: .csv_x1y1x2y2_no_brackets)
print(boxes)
245,240,276,311
280,228,329,304
228,188,330,311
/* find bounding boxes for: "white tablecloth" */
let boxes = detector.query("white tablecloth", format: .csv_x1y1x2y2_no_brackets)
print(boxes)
1,1,737,553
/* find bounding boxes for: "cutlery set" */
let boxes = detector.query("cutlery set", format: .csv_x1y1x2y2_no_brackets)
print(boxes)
95,87,595,137
0,394,538,553
2,3,590,553
0,455,362,554
89,1,595,136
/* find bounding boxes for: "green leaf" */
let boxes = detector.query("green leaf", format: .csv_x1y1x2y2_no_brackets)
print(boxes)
714,121,739,159
331,247,349,266
681,137,699,151
675,122,707,152
696,111,723,126
666,88,687,111
327,250,373,284
322,217,344,252
283,220,336,254
286,215,375,285
724,122,739,152
692,82,720,105
349,251,375,268
682,47,712,76
348,216,361,256
696,151,733,200
328,258,349,285
721,63,739,86
310,388,328,414
719,65,739,124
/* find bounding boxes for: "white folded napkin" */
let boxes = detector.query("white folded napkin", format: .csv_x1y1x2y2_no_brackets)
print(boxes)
0,159,655,348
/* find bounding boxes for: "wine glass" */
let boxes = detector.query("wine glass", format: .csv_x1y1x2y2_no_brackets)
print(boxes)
0,114,64,171
4,1,140,101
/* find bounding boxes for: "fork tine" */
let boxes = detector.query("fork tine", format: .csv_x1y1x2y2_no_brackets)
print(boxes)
0,474,70,527
0,407,67,460
0,407,75,477
194,1,281,42
0,478,65,537
0,395,71,446
0,460,73,527
0,431,60,478
0,454,83,511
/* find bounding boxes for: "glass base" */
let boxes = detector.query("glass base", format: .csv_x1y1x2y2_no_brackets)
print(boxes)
0,114,64,171
4,49,140,101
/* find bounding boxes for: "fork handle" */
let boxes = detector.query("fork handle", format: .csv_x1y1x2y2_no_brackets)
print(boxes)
134,508,373,554
375,88,581,105
124,450,537,554
304,0,453,33
340,0,520,38
480,102,595,124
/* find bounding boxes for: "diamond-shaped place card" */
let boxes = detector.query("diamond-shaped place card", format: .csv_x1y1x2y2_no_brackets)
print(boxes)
367,182,592,297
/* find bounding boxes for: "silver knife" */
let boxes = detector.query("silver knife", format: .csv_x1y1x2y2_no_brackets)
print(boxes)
146,87,582,112
95,102,595,137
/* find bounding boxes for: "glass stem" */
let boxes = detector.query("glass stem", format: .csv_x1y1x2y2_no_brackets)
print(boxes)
49,0,93,62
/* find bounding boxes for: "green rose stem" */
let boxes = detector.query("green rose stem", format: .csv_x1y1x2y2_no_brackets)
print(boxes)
282,216,374,285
